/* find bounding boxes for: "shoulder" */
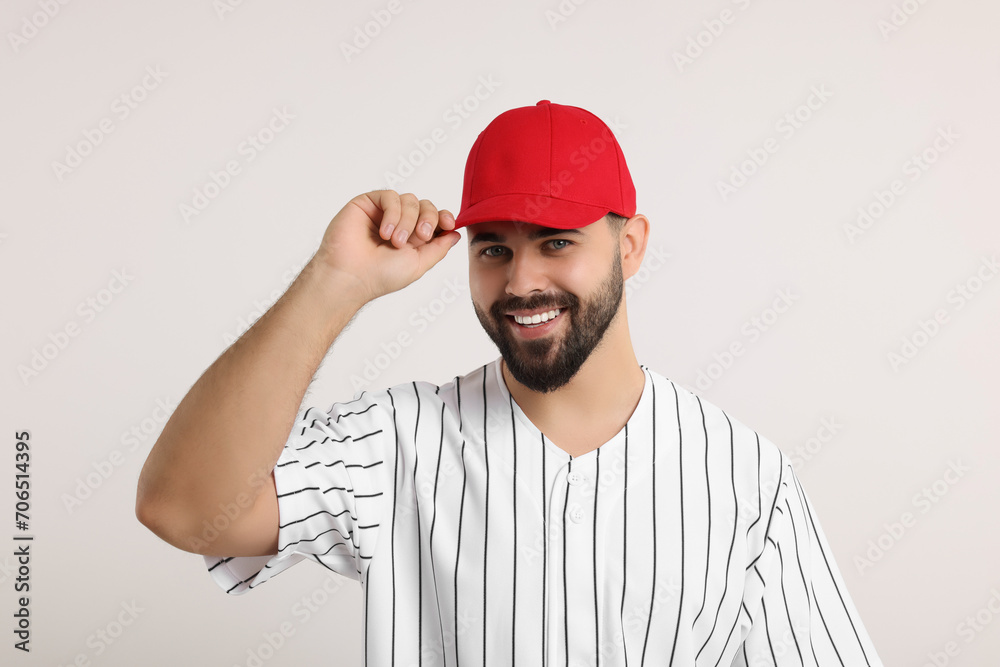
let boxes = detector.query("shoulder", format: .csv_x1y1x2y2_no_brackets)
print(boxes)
642,365,791,488
316,359,495,430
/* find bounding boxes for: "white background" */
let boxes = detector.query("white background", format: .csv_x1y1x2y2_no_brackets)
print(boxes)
2,0,999,665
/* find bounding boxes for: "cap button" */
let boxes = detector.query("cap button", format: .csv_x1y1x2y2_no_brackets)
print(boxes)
536,99,551,106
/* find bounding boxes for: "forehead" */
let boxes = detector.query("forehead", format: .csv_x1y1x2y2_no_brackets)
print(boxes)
466,220,587,247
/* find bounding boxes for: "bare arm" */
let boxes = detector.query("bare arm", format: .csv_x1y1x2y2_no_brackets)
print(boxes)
135,191,461,557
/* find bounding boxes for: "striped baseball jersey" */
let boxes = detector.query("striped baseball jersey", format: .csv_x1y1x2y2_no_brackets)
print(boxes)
205,356,883,666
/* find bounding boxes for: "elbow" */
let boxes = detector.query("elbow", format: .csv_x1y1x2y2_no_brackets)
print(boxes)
134,481,205,555
135,500,209,555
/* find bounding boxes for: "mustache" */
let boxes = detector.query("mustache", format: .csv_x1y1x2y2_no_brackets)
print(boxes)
492,296,577,315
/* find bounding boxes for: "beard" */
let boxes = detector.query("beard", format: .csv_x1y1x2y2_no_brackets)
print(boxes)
472,244,624,394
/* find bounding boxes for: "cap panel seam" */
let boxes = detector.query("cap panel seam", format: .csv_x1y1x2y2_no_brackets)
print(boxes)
546,103,553,197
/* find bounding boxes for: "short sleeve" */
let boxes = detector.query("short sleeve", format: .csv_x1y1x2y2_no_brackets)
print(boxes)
733,461,884,666
204,394,396,595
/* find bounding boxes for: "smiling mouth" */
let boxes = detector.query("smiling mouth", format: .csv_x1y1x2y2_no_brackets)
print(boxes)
505,308,567,329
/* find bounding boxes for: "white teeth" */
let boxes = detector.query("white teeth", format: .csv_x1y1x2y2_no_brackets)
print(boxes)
514,308,561,325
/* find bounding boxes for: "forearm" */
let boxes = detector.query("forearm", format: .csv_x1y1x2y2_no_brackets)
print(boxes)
136,256,367,534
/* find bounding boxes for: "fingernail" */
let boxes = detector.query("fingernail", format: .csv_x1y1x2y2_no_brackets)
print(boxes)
420,222,432,237
385,223,395,238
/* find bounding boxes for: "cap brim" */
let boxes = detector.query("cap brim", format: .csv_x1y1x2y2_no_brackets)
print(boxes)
454,194,614,231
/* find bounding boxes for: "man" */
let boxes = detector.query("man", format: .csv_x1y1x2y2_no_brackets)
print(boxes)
136,100,883,666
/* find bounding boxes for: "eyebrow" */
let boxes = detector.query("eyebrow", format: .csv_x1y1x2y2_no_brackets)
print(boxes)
468,226,584,247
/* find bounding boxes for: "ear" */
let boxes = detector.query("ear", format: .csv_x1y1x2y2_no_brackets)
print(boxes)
619,214,650,281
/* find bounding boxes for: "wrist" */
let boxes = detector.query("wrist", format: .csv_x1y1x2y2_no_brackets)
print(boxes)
298,253,370,311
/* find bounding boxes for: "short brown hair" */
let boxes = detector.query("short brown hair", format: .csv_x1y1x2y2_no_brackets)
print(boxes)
605,211,629,234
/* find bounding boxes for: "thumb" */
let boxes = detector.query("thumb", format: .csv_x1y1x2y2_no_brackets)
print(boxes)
414,230,462,275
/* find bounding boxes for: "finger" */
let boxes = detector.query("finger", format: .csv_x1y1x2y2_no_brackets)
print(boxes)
438,209,456,231
414,228,462,276
360,190,402,241
391,193,421,247
414,199,439,241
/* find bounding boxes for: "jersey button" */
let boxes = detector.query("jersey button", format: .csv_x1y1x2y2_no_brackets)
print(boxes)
569,508,586,523
567,471,584,485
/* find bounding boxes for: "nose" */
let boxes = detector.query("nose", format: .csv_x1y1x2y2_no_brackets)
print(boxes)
504,251,552,298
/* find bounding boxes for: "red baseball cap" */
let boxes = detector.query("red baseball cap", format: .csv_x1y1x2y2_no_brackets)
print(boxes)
454,100,636,231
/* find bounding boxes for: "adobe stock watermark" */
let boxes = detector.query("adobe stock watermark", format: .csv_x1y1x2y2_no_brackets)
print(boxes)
55,600,144,667
233,574,352,667
625,246,672,302
17,268,135,386
401,401,530,521
505,115,630,235
671,0,756,73
401,608,476,667
596,578,683,665
730,471,786,527
854,458,970,575
0,555,17,586
348,276,467,392
787,416,843,473
919,587,1000,667
395,404,514,523
842,125,958,244
222,244,322,346
7,0,74,54
51,65,168,182
383,75,502,188
61,398,177,514
185,466,274,553
716,84,833,202
214,0,249,20
339,0,412,63
877,0,933,40
544,0,592,31
743,624,811,667
692,288,799,392
178,106,295,224
886,255,998,372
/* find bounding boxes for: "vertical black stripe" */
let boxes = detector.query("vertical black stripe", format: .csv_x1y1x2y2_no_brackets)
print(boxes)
811,584,847,667
786,477,818,667
667,380,684,667
641,377,657,666
542,433,548,665
593,447,601,667
481,370,489,667
365,536,370,667
509,392,517,664
388,388,399,667
693,396,712,628
621,424,630,667
454,377,467,667
696,410,739,661
411,383,423,667
784,496,811,624
563,457,573,667
776,542,805,666
761,598,778,664
747,463,786,572
429,388,450,667
794,474,864,665
746,434,763,534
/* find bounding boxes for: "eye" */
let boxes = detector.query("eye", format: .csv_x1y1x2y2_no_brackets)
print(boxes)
478,239,572,258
